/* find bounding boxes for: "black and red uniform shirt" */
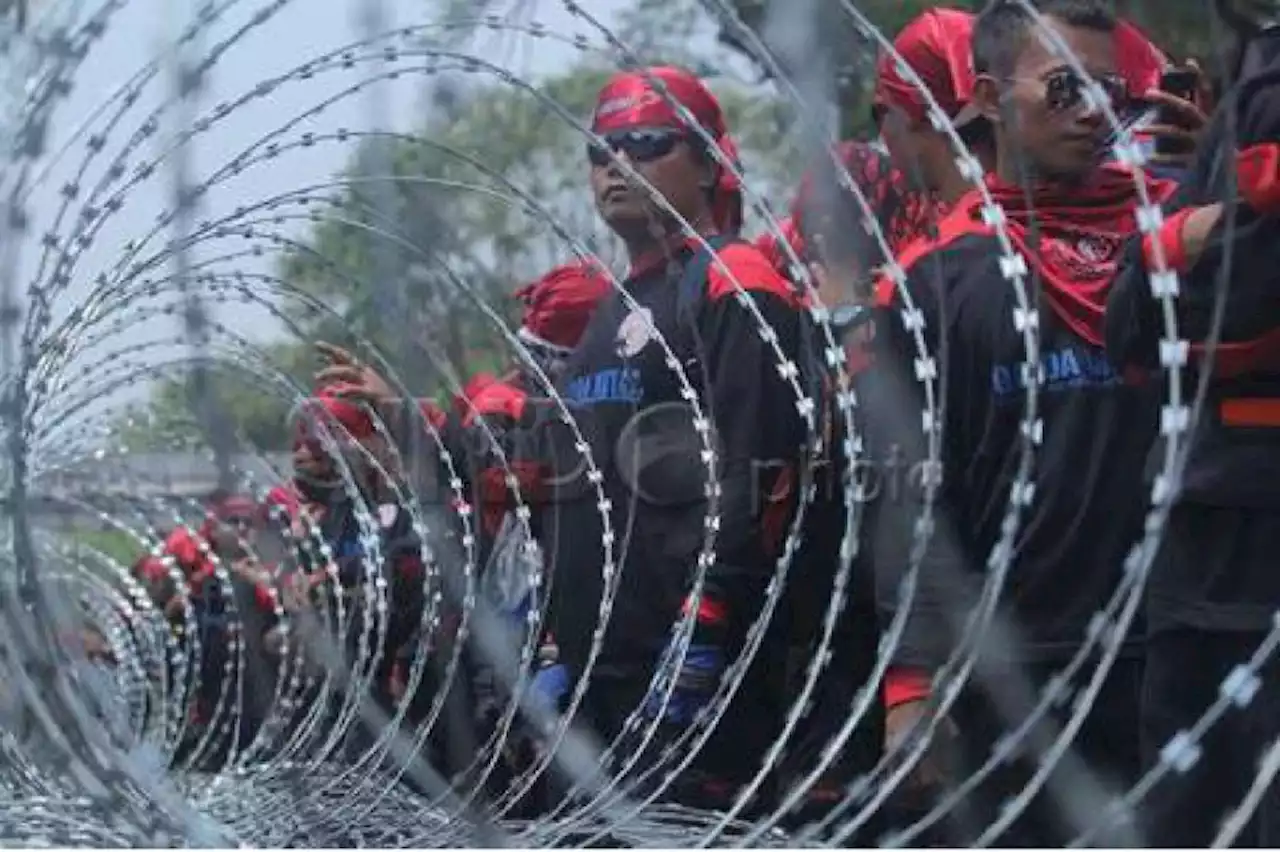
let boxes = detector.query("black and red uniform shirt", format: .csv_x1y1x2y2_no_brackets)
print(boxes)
519,238,809,678
866,167,1174,699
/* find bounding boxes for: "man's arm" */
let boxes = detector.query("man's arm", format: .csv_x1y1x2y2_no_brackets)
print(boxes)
1109,44,1280,373
688,246,810,644
864,246,989,705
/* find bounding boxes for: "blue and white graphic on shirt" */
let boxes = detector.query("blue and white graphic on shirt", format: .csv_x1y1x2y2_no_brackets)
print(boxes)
615,306,655,358
334,535,363,558
991,343,1122,397
564,366,644,405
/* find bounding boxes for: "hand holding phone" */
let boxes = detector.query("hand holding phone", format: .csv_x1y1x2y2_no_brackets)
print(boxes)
1143,65,1209,163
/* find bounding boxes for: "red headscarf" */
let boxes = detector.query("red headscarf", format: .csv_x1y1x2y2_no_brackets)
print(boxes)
874,9,978,127
515,259,612,354
591,66,744,233
264,484,302,519
1114,19,1168,100
293,385,376,450
981,165,1178,346
789,140,946,265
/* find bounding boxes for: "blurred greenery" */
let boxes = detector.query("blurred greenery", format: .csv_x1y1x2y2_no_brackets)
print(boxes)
68,527,140,569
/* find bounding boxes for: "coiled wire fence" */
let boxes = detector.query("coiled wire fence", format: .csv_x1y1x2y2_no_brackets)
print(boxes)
0,0,1260,846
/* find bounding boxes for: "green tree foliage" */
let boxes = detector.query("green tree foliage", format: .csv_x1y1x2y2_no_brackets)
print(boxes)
70,527,145,570
114,341,315,452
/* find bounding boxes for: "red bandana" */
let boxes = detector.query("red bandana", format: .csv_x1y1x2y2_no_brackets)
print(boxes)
515,260,612,352
979,164,1177,346
293,386,376,451
591,66,743,233
874,9,977,126
1115,19,1168,100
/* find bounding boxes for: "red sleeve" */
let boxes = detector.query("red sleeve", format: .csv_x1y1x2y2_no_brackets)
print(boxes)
705,241,802,305
1139,206,1197,275
1238,142,1280,215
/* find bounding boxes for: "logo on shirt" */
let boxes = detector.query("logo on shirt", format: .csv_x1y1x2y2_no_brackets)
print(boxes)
565,367,644,405
991,344,1123,398
1075,236,1111,263
615,306,655,357
1040,232,1124,279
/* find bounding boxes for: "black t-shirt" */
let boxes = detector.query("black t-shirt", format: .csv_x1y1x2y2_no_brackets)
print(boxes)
530,239,809,678
867,232,1159,668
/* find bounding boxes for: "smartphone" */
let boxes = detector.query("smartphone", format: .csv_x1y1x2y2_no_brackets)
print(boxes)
1154,67,1199,157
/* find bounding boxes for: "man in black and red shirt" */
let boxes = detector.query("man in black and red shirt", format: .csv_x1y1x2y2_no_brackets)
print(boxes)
1105,2,1280,842
864,0,1177,844
526,65,824,808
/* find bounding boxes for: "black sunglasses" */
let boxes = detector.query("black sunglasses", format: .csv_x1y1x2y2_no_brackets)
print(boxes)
587,128,686,167
1035,68,1128,113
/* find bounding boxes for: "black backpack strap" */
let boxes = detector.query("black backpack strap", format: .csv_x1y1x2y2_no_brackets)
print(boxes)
676,233,735,326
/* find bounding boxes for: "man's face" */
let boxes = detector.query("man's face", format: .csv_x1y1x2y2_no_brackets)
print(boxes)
998,17,1121,182
589,126,709,236
879,106,949,192
293,439,337,487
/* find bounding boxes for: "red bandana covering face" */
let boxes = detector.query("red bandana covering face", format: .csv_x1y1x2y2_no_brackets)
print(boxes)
979,165,1178,346
591,66,744,233
515,260,612,353
292,386,376,454
874,9,978,127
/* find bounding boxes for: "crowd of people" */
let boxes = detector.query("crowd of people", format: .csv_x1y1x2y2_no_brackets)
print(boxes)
92,0,1280,845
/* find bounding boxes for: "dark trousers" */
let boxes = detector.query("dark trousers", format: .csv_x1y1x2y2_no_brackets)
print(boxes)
774,615,884,834
1142,627,1280,847
891,655,1144,847
562,655,782,813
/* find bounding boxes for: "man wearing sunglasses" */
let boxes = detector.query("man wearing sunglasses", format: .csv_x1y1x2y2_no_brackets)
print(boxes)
518,65,828,810
863,0,1178,844
1105,0,1280,843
